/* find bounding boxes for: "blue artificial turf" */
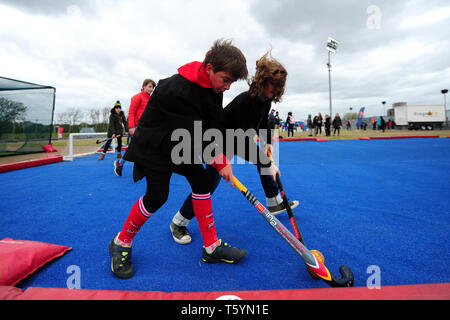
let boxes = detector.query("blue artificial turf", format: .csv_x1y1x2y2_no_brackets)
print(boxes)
1,138,449,292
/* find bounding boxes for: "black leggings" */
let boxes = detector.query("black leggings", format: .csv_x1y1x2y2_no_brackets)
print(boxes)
103,135,122,154
179,164,279,220
141,164,211,214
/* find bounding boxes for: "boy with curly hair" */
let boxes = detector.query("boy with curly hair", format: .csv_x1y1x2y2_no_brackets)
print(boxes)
170,51,299,245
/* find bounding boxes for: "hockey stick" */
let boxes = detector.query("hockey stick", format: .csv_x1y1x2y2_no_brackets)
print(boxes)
276,173,304,243
232,176,354,287
266,149,303,243
96,134,122,144
273,172,318,279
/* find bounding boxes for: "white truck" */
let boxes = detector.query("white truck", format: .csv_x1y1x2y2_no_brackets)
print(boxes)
389,102,446,130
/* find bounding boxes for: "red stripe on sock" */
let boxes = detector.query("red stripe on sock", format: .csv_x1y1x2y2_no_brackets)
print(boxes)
118,196,151,245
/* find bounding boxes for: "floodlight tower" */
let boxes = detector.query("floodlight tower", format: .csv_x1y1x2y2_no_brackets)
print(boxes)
326,37,339,118
442,89,448,125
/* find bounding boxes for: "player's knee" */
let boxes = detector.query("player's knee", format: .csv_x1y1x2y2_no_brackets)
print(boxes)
142,192,168,213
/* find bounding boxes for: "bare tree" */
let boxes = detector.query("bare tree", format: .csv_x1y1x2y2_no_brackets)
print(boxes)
89,108,101,129
55,112,67,125
66,107,83,132
101,107,110,124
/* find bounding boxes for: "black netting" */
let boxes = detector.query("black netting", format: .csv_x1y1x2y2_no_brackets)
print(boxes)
0,77,55,156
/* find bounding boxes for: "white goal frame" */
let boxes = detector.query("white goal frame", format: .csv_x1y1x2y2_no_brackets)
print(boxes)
63,132,118,161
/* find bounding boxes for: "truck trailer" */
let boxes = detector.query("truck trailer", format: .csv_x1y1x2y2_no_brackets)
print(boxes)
388,102,446,130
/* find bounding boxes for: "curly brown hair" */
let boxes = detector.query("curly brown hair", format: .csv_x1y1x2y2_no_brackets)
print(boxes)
248,51,287,103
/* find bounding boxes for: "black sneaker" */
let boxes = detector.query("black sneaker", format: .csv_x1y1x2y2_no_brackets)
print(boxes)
114,160,123,177
202,240,247,264
170,221,192,244
108,234,134,279
268,200,299,215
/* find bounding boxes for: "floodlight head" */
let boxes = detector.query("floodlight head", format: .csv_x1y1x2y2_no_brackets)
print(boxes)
326,37,339,53
442,89,448,94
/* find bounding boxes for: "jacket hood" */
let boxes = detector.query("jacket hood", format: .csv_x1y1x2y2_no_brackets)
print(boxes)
177,61,212,89
110,107,123,114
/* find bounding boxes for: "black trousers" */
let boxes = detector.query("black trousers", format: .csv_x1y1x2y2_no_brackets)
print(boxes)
179,164,279,220
103,135,122,154
140,164,211,214
287,125,294,137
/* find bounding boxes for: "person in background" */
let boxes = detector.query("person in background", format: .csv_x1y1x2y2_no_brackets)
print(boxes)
98,101,128,160
274,111,281,136
114,79,156,176
332,113,342,136
307,114,313,136
317,112,323,135
324,114,331,136
287,112,295,137
313,114,319,136
268,109,276,130
380,116,386,132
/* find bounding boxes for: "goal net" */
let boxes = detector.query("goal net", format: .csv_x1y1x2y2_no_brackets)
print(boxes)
0,76,55,156
63,132,127,161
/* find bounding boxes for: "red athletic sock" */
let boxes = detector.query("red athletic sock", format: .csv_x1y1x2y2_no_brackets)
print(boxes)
117,196,152,245
192,192,218,247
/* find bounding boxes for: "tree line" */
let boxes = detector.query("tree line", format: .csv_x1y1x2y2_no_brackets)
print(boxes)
55,106,129,133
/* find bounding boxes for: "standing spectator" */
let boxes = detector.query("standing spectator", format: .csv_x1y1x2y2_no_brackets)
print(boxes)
313,114,319,136
362,121,367,130
98,101,129,160
287,112,295,137
268,109,276,130
114,79,156,176
346,120,351,130
307,114,313,136
274,111,281,130
324,114,331,136
372,118,376,130
380,116,386,132
317,112,323,135
332,113,342,136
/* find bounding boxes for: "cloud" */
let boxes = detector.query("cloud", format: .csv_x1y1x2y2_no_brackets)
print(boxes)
0,0,449,122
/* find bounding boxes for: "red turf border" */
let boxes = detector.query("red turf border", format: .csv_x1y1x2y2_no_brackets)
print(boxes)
359,136,440,140
1,282,449,300
0,154,63,174
274,135,442,142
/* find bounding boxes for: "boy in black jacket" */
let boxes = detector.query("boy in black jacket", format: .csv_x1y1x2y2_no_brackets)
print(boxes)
169,52,299,245
108,40,248,279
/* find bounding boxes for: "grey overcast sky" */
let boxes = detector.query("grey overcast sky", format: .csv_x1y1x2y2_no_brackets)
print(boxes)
0,0,449,121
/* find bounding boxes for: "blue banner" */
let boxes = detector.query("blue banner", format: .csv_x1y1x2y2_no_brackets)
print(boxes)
357,107,365,128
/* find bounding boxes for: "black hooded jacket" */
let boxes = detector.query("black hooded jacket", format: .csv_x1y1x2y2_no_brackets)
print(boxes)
123,70,223,179
107,108,128,137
